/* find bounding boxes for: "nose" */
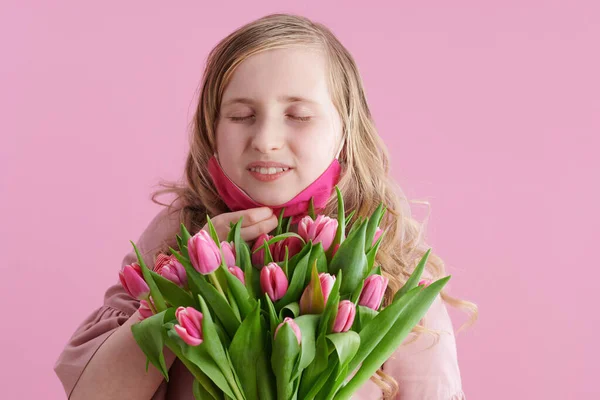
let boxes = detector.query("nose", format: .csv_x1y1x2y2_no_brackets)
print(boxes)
251,116,285,154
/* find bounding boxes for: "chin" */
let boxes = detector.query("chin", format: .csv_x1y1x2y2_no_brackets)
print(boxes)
246,189,295,206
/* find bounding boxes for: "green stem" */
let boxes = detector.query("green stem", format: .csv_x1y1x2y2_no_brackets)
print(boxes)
209,271,227,299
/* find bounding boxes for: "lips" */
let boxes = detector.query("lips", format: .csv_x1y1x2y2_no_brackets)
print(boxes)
246,161,293,181
246,161,292,175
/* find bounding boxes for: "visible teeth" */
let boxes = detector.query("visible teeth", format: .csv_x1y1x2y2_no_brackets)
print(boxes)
249,167,289,174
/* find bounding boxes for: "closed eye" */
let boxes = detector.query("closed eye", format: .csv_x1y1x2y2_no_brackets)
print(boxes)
228,115,312,123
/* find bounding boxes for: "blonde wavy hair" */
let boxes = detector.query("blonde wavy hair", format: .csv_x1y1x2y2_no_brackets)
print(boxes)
150,13,478,398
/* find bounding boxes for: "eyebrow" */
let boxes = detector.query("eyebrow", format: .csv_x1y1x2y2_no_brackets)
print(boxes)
221,95,320,107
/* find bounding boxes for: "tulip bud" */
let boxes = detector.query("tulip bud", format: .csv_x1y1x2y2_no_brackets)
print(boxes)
228,266,245,285
299,273,336,314
220,241,236,268
252,233,273,266
188,230,221,275
372,227,383,246
138,297,155,321
260,262,288,301
275,317,302,345
298,215,338,251
418,278,432,288
119,263,150,300
271,236,303,263
154,253,187,287
174,306,204,346
332,300,356,333
358,274,389,310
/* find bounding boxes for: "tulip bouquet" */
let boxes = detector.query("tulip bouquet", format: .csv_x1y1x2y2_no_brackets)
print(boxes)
120,188,450,400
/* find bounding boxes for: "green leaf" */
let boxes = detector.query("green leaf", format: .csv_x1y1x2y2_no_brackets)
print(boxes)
239,244,255,296
284,216,292,234
393,248,431,301
365,204,384,252
195,272,241,338
231,217,244,268
264,293,280,335
272,322,301,400
335,276,451,399
197,295,245,400
149,270,195,308
164,333,222,400
169,247,202,299
345,286,421,377
308,242,328,274
327,187,345,260
193,379,218,400
168,329,234,398
205,215,221,245
288,241,312,277
326,331,361,395
130,241,167,311
261,240,273,265
275,208,286,236
365,230,385,271
297,355,338,400
367,265,382,278
275,246,312,311
224,268,255,320
279,302,300,320
256,315,277,400
293,314,320,376
327,220,368,296
264,232,306,247
179,223,192,260
354,305,379,332
229,302,264,400
131,309,173,381
308,197,316,219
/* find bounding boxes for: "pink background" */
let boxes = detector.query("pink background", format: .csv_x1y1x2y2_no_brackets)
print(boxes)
1,1,598,399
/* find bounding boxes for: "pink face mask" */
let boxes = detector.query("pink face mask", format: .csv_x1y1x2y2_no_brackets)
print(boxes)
207,155,342,223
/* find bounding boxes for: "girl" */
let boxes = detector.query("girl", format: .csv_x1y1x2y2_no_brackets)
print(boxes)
54,13,478,400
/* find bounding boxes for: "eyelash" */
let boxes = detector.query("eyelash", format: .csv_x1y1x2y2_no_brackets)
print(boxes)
229,115,311,122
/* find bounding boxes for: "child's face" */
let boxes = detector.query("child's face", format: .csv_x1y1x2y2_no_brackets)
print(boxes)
215,47,343,206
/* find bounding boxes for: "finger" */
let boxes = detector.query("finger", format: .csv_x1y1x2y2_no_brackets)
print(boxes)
215,207,274,227
239,215,278,242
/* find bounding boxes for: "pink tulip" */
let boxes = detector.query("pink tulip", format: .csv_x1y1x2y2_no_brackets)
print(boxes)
138,297,155,321
119,263,150,300
188,230,221,275
154,253,187,287
298,215,338,251
228,266,245,285
174,306,204,346
271,236,303,262
332,300,356,333
418,278,432,288
221,241,236,268
252,233,273,266
275,317,302,345
358,274,389,310
260,262,288,301
299,273,336,314
372,227,383,246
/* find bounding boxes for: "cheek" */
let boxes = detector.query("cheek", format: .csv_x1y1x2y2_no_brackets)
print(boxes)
292,126,337,175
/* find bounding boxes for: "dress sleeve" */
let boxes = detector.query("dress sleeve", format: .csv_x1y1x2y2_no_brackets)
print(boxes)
53,205,183,399
382,270,466,400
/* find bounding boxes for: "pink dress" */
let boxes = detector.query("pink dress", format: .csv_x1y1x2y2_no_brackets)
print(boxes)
54,206,466,399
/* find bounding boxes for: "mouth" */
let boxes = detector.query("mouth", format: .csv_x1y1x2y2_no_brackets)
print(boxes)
246,161,293,182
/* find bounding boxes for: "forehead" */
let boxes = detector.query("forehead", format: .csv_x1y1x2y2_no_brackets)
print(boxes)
221,47,332,108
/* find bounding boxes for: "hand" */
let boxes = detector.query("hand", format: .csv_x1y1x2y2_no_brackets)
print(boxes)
203,207,278,242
